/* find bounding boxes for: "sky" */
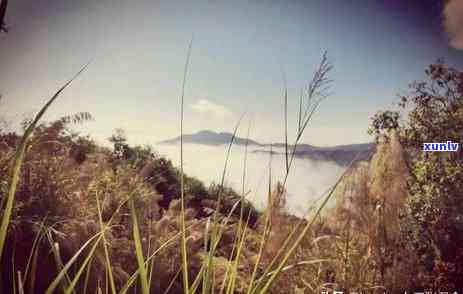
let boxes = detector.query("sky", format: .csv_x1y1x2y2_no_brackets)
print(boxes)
1,0,463,146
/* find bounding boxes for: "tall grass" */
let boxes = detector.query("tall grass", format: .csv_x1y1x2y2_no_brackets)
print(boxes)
241,52,334,293
1,50,354,293
178,51,341,294
201,116,242,294
179,37,194,294
222,121,252,294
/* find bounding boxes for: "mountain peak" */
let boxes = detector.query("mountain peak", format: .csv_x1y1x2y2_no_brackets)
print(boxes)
159,130,261,146
197,130,216,135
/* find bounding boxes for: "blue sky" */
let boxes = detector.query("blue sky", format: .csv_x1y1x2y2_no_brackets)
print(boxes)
1,0,462,146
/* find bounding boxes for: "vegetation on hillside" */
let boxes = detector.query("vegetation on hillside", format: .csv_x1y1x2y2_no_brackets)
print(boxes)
0,59,462,293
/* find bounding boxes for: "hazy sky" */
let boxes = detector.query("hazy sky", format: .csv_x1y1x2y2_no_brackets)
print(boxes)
1,0,463,146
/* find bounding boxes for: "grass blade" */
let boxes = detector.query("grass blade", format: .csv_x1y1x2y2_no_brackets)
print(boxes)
17,270,25,294
64,233,104,294
47,234,73,292
179,36,194,294
45,230,102,294
224,120,253,294
96,192,117,294
202,115,243,294
282,71,289,174
246,145,273,294
163,267,182,294
129,197,150,294
26,221,46,294
82,255,94,294
119,221,202,294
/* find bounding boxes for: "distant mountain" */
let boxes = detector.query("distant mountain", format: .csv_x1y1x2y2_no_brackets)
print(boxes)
255,142,375,166
290,143,375,166
159,130,262,146
159,130,375,166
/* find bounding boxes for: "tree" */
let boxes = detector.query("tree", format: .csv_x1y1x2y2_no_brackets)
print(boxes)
108,128,134,165
369,61,463,288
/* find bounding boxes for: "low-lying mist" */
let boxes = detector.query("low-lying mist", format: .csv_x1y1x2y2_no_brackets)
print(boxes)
154,143,345,216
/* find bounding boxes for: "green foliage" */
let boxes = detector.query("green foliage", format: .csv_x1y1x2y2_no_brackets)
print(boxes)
368,110,400,142
369,61,463,288
107,129,209,210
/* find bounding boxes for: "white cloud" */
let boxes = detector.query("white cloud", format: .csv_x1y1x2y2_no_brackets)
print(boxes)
190,99,233,118
443,0,463,50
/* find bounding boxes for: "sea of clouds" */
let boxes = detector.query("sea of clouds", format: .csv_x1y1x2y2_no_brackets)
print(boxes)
154,143,345,216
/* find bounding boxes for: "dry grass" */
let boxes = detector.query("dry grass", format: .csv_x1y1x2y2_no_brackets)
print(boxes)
0,51,419,294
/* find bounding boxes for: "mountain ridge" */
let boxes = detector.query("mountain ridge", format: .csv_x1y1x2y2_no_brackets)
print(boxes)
160,130,263,146
159,130,375,165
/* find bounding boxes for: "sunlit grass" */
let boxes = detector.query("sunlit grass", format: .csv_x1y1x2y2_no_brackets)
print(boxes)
0,50,366,293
